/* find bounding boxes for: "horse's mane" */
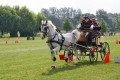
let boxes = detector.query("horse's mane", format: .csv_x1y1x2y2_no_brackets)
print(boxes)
48,20,57,30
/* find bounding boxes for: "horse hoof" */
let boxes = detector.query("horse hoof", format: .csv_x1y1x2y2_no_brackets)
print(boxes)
51,66,56,69
65,58,68,62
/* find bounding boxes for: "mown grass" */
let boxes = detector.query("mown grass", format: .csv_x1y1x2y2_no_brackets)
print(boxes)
0,36,120,80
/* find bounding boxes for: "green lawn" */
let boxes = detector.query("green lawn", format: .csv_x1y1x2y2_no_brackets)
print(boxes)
0,36,120,80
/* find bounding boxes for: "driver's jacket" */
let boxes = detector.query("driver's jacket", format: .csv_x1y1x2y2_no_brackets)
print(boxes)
80,19,92,30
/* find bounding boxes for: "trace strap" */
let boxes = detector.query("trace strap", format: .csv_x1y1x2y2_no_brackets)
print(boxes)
46,33,65,52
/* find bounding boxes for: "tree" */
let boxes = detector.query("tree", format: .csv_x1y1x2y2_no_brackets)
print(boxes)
0,6,36,37
11,6,38,37
114,18,120,32
99,18,109,33
0,6,12,35
96,9,107,19
36,12,46,32
96,9,115,31
41,7,82,28
62,18,73,32
0,5,47,37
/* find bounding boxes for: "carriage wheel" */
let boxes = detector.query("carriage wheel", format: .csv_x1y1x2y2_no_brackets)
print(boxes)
78,50,86,61
100,42,110,61
89,50,98,63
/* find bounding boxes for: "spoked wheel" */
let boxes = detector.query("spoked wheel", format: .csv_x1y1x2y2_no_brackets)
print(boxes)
89,48,98,63
100,42,110,61
78,50,86,61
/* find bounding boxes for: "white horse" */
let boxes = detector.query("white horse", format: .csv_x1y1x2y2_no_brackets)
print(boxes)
39,20,81,69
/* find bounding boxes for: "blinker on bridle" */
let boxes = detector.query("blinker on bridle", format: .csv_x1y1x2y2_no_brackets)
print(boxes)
41,24,49,36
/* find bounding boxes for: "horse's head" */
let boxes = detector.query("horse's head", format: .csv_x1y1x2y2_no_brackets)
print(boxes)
39,20,49,39
39,20,56,39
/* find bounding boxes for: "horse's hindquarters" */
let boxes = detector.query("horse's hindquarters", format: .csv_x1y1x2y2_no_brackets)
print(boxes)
63,33,78,44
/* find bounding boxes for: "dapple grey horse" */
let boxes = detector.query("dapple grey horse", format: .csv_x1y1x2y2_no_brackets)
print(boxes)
39,20,81,69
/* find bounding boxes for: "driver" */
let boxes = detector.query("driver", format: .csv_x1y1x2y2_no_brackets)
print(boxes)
77,16,92,31
91,18,101,31
77,16,93,45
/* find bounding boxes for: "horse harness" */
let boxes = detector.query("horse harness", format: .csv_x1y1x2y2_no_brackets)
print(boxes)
41,23,72,51
46,33,66,51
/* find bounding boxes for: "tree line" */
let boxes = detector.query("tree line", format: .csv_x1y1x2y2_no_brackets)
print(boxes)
0,5,46,37
0,6,120,37
42,7,120,33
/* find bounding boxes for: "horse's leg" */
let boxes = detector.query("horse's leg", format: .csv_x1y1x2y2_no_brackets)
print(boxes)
47,43,58,69
51,51,56,69
73,46,79,64
51,45,60,52
64,49,69,62
50,45,61,69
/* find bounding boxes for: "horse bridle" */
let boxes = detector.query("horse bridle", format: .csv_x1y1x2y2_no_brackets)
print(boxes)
40,24,49,37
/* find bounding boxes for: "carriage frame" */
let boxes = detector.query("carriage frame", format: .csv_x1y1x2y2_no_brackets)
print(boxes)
64,29,110,63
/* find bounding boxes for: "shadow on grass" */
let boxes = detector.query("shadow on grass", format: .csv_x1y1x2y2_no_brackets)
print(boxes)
114,62,120,64
42,60,103,76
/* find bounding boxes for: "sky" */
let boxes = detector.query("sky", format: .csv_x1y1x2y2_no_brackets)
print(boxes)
0,0,120,14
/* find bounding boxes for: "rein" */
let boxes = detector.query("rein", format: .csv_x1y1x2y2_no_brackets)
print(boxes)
46,32,66,51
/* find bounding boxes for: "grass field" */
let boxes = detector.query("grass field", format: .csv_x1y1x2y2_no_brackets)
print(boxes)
0,36,120,80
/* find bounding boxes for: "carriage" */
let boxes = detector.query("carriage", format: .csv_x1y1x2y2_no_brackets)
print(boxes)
40,20,110,69
64,26,110,63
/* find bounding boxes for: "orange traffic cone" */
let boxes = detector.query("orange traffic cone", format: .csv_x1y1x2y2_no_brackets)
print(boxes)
115,40,119,44
15,39,19,44
104,52,110,63
6,40,8,44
